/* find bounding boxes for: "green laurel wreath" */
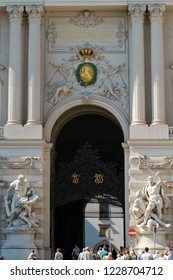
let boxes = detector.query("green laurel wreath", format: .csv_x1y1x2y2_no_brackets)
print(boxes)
76,63,97,87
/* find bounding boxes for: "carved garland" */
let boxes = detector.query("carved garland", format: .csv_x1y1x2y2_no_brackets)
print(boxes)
0,156,40,169
130,156,173,169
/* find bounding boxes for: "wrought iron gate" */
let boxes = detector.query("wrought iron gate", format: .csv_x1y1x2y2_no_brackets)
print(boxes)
51,142,124,208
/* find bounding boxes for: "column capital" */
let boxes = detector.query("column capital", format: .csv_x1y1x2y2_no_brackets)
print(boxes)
148,4,165,22
128,4,146,22
6,5,24,22
26,5,44,22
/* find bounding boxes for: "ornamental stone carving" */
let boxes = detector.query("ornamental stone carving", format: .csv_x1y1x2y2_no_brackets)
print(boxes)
130,155,173,169
46,22,57,49
0,156,40,169
69,10,103,28
132,172,171,231
26,5,44,21
148,4,165,20
128,4,146,22
47,46,128,111
7,5,24,23
4,175,41,230
117,21,128,48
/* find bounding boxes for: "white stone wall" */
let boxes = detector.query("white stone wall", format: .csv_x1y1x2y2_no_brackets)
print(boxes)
85,201,124,250
0,142,50,259
128,141,173,248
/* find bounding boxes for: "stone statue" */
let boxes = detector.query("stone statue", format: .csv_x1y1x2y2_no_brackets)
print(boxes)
93,64,128,106
132,190,148,225
132,172,171,230
4,175,41,229
47,65,81,103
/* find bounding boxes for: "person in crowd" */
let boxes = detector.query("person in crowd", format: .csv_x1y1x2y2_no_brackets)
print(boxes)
106,252,114,260
71,245,80,260
152,250,160,260
168,250,173,260
163,249,169,260
78,247,86,260
102,250,109,260
124,249,132,260
54,248,63,260
137,250,144,260
83,246,92,260
100,246,107,259
95,254,101,260
111,248,117,259
157,252,165,260
90,248,97,260
116,252,123,260
97,247,102,257
140,247,153,260
119,246,124,255
130,249,137,260
27,249,38,260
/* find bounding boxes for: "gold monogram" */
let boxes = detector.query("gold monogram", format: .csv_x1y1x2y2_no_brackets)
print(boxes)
72,173,80,184
94,174,104,184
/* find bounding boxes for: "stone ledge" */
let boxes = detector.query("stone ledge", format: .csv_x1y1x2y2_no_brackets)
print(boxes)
130,124,169,140
4,124,43,140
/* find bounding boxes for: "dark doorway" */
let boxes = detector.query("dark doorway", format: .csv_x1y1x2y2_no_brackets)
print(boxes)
51,114,124,259
54,199,87,260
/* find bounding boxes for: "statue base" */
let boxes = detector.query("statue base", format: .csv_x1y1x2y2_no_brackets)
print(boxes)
135,229,169,253
1,230,37,260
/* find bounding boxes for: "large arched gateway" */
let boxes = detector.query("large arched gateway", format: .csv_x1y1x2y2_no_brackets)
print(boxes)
50,113,125,259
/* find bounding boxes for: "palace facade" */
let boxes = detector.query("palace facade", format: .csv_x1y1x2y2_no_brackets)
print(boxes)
0,0,173,259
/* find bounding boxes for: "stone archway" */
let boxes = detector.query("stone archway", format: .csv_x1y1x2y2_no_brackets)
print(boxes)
50,113,125,259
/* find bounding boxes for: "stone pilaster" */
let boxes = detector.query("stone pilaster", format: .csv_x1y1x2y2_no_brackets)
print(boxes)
148,4,166,125
122,142,130,248
129,4,146,125
6,6,24,125
26,5,44,125
42,142,53,257
0,66,6,126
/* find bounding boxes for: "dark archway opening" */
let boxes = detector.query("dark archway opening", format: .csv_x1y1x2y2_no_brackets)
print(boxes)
51,114,124,259
53,199,87,260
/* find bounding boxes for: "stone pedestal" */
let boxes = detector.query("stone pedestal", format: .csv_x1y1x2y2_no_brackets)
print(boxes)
1,230,37,260
135,229,169,253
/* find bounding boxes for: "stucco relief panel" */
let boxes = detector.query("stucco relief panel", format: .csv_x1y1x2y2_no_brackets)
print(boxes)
46,11,127,53
45,11,128,119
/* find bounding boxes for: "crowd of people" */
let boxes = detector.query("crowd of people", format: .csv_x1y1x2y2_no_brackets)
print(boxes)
52,245,173,260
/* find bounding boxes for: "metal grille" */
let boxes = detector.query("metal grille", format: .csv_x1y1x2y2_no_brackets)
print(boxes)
51,142,124,208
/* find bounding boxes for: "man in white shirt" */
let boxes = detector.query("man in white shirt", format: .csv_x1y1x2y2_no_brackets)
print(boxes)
141,247,153,260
